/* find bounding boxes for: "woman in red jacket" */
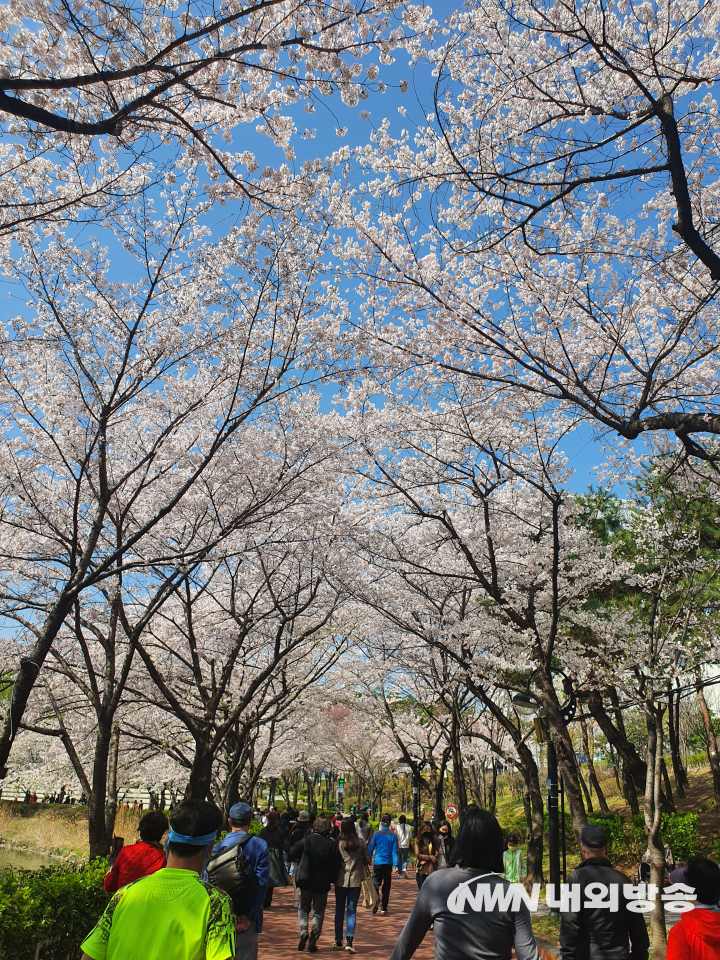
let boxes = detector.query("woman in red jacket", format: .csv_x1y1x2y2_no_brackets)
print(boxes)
666,857,720,960
104,811,168,892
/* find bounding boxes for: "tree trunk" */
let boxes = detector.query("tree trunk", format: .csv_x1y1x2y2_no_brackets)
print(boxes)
576,756,594,813
588,689,647,794
645,705,668,958
434,749,450,818
608,745,622,794
0,596,76,776
105,725,120,847
667,681,687,798
621,758,640,814
580,718,610,813
542,689,587,842
488,757,498,815
696,671,720,806
517,742,544,885
450,710,468,813
185,738,214,801
88,717,113,860
660,758,676,813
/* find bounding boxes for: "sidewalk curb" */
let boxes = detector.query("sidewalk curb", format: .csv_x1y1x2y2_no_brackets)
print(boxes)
537,938,561,959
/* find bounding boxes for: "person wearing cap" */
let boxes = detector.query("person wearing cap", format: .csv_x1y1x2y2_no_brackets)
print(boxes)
368,813,399,914
560,824,649,960
210,801,270,960
80,799,235,960
286,810,313,873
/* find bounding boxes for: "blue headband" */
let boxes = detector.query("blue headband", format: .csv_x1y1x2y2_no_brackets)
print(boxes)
168,828,218,846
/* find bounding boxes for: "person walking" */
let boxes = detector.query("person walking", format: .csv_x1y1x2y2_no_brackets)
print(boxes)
260,810,290,908
394,815,412,879
80,800,235,960
356,810,373,845
207,801,270,960
291,817,341,952
435,821,454,870
104,811,168,892
333,817,371,953
666,856,720,960
502,834,525,885
368,813,399,915
414,822,436,890
560,824,649,960
286,810,313,878
390,806,538,960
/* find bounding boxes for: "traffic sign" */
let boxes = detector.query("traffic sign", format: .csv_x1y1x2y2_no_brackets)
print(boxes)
445,804,458,820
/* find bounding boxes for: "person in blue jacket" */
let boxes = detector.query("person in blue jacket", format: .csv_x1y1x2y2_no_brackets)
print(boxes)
210,802,270,960
368,813,399,914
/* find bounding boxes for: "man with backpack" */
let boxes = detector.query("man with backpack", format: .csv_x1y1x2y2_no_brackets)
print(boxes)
207,802,270,960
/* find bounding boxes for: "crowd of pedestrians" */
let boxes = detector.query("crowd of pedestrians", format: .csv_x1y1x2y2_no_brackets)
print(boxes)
77,798,720,960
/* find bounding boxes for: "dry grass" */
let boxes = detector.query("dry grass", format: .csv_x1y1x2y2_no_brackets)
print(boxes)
0,802,146,858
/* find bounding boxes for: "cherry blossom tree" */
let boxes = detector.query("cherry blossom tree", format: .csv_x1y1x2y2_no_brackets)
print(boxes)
338,0,720,460
0,181,343,778
132,511,349,803
0,1,432,237
340,382,629,844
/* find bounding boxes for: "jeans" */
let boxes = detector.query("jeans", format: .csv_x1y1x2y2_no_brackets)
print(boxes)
334,886,361,940
235,926,259,960
298,889,328,939
398,848,409,875
373,863,393,910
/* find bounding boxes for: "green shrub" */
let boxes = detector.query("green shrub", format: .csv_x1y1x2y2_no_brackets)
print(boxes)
662,812,701,862
587,813,626,854
0,860,109,960
629,811,701,863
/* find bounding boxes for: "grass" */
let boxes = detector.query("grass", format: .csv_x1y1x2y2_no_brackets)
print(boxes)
0,802,145,858
531,913,561,946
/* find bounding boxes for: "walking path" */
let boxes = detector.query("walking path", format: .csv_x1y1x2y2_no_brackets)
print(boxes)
260,872,435,960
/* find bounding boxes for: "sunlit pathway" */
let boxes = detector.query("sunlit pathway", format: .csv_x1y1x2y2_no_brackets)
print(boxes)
259,868,436,960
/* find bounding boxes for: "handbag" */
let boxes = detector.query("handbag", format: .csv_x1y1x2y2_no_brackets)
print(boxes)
361,865,378,909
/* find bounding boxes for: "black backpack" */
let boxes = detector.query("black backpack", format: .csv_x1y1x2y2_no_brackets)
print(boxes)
207,833,256,915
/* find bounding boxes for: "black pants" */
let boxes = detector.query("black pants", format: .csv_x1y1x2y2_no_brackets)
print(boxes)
373,863,392,910
416,873,427,891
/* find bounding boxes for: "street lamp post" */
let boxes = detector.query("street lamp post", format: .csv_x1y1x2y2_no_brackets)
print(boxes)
546,735,561,897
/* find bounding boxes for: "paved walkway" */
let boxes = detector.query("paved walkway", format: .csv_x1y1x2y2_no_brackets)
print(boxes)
260,871,435,960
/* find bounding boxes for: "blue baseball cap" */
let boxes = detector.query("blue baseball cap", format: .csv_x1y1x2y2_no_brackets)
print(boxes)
229,802,253,822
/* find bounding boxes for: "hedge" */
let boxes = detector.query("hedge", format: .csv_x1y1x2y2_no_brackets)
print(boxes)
538,810,701,862
629,811,701,862
0,860,108,960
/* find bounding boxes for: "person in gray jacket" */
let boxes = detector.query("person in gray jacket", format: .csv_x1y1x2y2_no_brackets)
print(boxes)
391,806,539,960
333,817,371,953
560,824,649,960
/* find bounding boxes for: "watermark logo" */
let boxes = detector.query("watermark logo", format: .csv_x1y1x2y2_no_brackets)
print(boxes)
446,879,696,914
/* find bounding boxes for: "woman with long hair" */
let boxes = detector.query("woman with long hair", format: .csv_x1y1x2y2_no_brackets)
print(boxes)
392,806,538,960
413,822,436,889
333,816,370,953
435,820,454,869
260,810,290,907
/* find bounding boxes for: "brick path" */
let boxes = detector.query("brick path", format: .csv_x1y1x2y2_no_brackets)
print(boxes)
259,870,436,960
